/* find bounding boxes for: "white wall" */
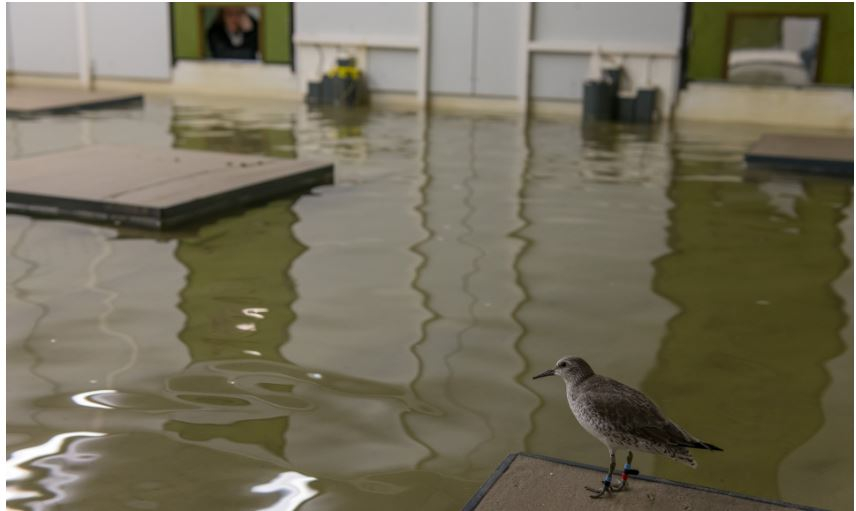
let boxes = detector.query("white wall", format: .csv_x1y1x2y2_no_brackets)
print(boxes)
533,3,682,48
297,2,419,39
7,4,13,70
7,2,170,80
87,3,171,80
473,3,521,97
429,3,520,98
531,53,590,100
530,2,684,109
429,3,474,95
7,2,80,75
366,49,417,92
294,2,420,93
295,2,683,114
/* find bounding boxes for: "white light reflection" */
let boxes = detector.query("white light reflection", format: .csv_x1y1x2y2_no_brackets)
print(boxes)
251,471,318,511
71,389,117,409
236,323,257,332
307,372,323,380
242,308,269,319
7,431,105,506
7,431,105,482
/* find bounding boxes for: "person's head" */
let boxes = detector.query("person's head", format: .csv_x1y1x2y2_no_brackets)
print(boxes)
221,7,246,34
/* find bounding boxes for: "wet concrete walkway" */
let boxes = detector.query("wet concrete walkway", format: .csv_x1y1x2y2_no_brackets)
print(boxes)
464,453,823,511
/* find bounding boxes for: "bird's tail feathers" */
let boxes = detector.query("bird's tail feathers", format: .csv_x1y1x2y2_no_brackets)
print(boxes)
699,441,723,451
681,440,723,451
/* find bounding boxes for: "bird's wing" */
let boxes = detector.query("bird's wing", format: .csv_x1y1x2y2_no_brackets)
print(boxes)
578,377,697,447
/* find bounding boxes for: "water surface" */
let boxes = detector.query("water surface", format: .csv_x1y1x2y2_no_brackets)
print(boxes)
6,96,853,510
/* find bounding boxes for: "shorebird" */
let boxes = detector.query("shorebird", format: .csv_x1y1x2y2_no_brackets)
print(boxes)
533,356,722,498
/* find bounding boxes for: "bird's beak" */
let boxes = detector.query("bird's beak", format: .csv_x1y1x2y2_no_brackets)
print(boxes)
532,368,555,380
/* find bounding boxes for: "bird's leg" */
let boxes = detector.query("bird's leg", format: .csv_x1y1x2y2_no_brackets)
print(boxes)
610,450,639,492
585,449,615,498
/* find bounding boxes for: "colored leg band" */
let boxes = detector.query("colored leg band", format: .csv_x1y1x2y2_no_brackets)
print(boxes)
622,463,639,480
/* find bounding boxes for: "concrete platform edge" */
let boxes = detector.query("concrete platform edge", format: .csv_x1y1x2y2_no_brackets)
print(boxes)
6,94,144,117
462,452,827,511
744,154,854,176
461,453,518,511
6,163,334,230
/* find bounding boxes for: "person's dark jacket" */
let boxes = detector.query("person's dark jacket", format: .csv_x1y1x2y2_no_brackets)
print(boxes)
207,17,258,60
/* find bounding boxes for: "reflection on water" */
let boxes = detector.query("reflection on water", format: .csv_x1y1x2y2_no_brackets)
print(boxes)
7,431,106,505
171,104,298,159
642,125,852,503
6,97,853,510
402,115,536,478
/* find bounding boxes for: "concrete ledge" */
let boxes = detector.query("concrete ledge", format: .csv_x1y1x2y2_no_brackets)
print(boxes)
7,145,333,229
5,73,594,120
463,453,824,511
7,87,143,117
675,82,854,130
7,64,304,101
745,134,853,175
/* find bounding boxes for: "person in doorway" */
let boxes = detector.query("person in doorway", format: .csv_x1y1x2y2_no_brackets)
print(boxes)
207,6,259,60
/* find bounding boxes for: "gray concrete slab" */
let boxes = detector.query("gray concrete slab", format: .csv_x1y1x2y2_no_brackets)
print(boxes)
463,453,823,511
7,87,143,116
7,145,334,229
745,134,853,175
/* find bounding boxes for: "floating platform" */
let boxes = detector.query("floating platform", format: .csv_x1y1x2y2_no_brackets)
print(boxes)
745,134,853,175
463,453,823,511
7,145,334,229
6,87,143,117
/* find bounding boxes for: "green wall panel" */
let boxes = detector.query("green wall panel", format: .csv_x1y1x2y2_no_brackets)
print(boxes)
262,3,292,64
172,3,202,60
688,3,853,85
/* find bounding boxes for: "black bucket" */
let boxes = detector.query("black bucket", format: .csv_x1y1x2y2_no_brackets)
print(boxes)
617,95,636,123
634,88,658,124
583,80,615,122
306,82,323,105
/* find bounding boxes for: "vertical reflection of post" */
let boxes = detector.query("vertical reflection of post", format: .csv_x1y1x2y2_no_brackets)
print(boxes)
513,116,540,452
642,170,850,501
7,217,58,429
404,114,482,476
404,108,443,470
405,111,538,480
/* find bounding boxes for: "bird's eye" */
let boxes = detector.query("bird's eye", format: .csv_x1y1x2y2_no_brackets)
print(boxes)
558,361,567,368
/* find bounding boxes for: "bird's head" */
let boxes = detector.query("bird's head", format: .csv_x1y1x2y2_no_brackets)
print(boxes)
532,356,595,386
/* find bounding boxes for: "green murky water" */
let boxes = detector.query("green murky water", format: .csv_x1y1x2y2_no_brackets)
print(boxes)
6,96,853,510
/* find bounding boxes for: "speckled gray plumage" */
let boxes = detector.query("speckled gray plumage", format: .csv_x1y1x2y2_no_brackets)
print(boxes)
536,356,722,468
